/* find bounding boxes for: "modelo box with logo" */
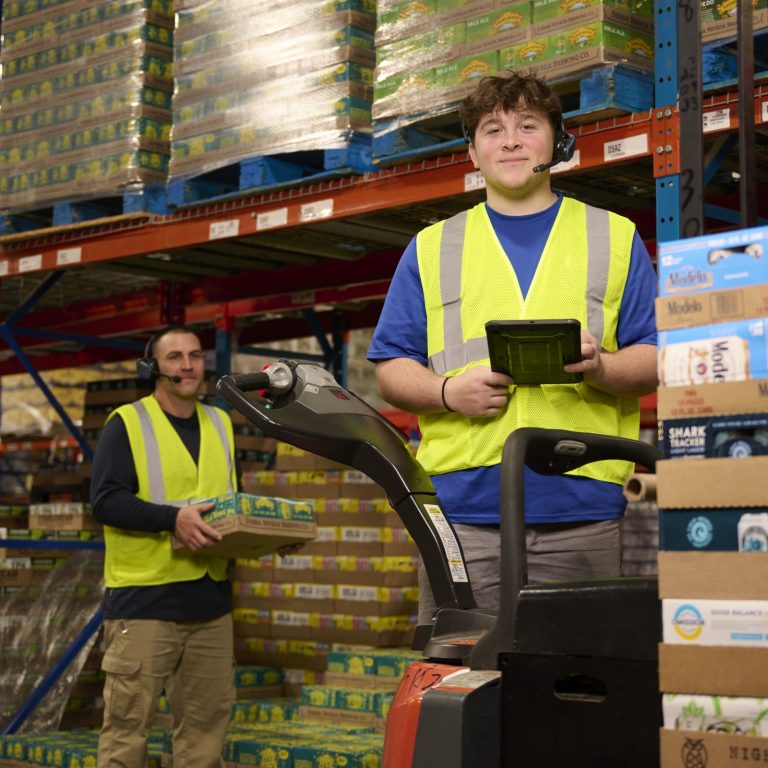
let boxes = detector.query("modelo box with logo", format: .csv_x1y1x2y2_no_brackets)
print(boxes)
656,283,768,332
660,413,768,459
657,223,768,298
658,318,768,387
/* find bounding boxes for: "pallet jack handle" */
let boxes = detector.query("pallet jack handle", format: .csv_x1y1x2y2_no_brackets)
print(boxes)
468,427,661,670
217,361,478,615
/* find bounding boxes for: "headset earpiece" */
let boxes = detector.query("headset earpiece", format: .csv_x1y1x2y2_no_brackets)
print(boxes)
553,121,576,164
136,333,160,381
461,121,473,144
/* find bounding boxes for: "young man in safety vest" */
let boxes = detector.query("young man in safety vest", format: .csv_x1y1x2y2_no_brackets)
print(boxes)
91,325,237,768
367,70,658,623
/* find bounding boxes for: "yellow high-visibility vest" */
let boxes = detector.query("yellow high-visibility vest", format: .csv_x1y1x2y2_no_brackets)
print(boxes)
103,395,236,588
416,198,639,486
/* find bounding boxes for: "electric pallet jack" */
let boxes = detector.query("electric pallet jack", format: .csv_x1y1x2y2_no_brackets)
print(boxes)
217,360,663,768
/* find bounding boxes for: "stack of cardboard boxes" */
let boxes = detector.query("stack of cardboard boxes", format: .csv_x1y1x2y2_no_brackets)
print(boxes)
0,0,174,213
169,0,376,182
655,224,768,762
373,0,655,128
235,440,420,685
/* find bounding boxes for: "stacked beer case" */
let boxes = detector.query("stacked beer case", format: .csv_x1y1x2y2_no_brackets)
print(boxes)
0,0,174,213
234,440,419,691
655,225,768,762
169,0,376,182
373,0,655,131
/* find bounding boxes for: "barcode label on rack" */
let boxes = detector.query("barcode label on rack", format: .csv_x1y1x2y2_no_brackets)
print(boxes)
19,254,42,273
464,171,485,191
712,291,744,319
0,261,8,277
256,208,288,230
300,199,333,222
762,101,768,123
703,109,730,133
56,247,82,266
209,219,240,240
604,134,648,162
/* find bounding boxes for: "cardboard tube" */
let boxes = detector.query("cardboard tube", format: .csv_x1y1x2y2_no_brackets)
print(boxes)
623,473,657,503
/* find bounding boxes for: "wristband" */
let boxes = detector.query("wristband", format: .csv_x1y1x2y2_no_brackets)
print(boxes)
441,377,454,413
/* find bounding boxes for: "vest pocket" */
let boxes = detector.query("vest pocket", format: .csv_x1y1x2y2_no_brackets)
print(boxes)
101,653,143,723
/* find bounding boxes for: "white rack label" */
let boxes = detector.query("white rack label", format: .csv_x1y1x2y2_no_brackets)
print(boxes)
19,254,43,273
300,199,333,222
56,247,82,265
703,109,730,133
604,134,648,162
0,261,8,276
256,208,288,230
762,101,768,123
464,171,486,191
208,219,240,240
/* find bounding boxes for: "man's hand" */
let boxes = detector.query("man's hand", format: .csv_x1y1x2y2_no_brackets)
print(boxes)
563,332,658,397
174,503,222,551
563,329,602,377
443,366,514,418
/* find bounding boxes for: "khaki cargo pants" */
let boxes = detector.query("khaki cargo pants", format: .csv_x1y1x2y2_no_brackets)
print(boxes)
98,614,234,768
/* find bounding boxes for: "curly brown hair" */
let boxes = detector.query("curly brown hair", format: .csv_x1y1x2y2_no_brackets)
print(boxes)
459,69,563,143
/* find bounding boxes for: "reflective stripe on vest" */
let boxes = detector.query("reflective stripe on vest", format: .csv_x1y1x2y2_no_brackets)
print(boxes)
132,401,234,506
429,204,610,375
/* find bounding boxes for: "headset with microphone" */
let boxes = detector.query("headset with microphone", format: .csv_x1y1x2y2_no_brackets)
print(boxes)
136,332,182,384
461,118,576,173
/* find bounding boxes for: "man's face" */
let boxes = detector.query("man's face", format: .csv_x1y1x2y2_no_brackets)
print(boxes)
153,331,205,399
468,106,555,193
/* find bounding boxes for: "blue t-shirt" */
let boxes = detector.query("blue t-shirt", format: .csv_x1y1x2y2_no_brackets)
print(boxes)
367,196,658,525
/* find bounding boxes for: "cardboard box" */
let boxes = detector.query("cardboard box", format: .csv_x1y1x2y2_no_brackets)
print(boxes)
701,6,768,43
202,492,315,524
176,515,316,559
658,225,768,298
658,319,768,387
660,728,768,767
660,413,768,459
658,551,768,600
662,693,768,736
656,284,768,331
662,598,768,646
659,644,768,697
532,1,654,34
657,380,768,420
464,5,530,54
657,456,768,509
659,507,758,551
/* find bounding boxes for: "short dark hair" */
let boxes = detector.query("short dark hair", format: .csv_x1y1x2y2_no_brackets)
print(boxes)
459,69,563,143
145,324,201,359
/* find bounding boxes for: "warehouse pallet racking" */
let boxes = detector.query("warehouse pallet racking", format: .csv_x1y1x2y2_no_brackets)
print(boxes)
0,0,766,736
